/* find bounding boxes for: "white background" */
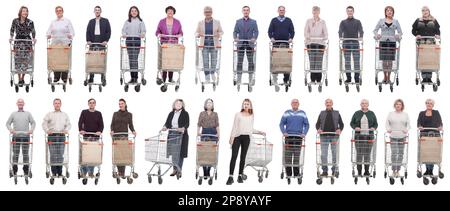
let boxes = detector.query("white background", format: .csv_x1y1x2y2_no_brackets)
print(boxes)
1,0,447,191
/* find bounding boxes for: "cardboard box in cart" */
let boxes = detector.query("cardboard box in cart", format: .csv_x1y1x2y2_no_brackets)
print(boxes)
419,137,443,163
158,44,185,70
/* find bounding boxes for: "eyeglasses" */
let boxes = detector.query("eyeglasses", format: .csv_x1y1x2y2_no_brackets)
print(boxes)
204,11,212,13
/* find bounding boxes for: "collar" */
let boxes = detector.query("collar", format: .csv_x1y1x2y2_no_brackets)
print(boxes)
326,108,334,112
18,109,24,112
347,17,354,20
243,17,250,21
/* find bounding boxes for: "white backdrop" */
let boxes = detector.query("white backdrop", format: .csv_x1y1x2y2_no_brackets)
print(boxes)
0,0,447,191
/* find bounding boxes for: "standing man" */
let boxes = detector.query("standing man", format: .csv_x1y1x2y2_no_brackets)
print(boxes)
6,99,36,176
338,6,363,83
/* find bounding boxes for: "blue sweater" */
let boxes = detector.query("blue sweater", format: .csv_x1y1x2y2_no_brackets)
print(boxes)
279,109,309,135
268,17,295,40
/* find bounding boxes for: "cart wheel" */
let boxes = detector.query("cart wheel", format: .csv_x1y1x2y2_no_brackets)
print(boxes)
304,78,307,86
201,85,205,92
242,174,247,180
233,80,237,86
400,177,404,185
99,86,102,92
390,85,393,92
318,85,322,93
25,177,29,185
63,85,67,92
10,80,13,87
198,178,203,185
258,176,263,183
356,85,360,92
378,85,382,92
287,178,291,185
46,171,50,179
431,177,438,185
415,78,419,85
83,80,88,86
127,178,133,184
88,85,92,92
102,80,106,87
275,85,280,92
208,178,213,185
141,78,147,86
148,176,152,183
330,177,335,185
78,172,81,179
95,178,99,185
69,78,73,85
396,78,399,86
265,171,269,178
215,173,218,180
132,172,138,179
335,171,340,178
30,171,32,179
82,178,88,185
280,172,284,179
325,79,328,86
15,85,19,93
237,85,240,91
354,177,358,184
62,177,67,185
9,170,13,178
116,178,121,184
339,78,342,85
156,78,163,85
316,178,323,185
25,86,30,93
160,85,168,92
269,78,272,86
421,85,425,92
120,78,123,85
66,172,70,178
158,176,163,184
176,172,181,180
175,85,180,92
389,178,394,185
384,171,387,178
195,171,199,179
112,172,117,178
124,85,129,92
50,178,55,185
248,86,253,92
417,170,422,178
433,84,438,92
439,171,444,179
135,85,141,92
345,85,349,92
14,177,18,185
195,77,198,85
48,77,52,85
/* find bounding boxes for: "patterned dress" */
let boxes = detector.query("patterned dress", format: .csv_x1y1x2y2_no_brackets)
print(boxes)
10,18,36,71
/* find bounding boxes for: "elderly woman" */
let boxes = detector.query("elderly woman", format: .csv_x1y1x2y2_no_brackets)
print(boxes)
373,6,402,84
197,98,220,179
304,6,328,83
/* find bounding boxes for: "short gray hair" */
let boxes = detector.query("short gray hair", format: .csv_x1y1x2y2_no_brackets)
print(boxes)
425,99,435,105
313,6,320,11
204,6,212,12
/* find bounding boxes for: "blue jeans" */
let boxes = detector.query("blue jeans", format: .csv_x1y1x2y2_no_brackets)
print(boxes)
343,40,360,81
168,130,184,171
320,135,338,173
201,128,218,176
126,37,141,79
202,46,218,80
390,138,405,171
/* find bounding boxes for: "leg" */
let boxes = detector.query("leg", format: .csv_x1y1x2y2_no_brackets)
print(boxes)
343,42,352,81
353,43,361,81
210,49,218,80
307,44,316,81
246,46,255,85
320,137,330,173
229,137,241,175
162,71,168,82
61,72,68,82
331,137,338,173
12,137,20,175
355,141,363,175
316,45,325,82
292,139,302,176
21,139,30,174
236,44,245,83
168,72,174,82
238,135,251,175
53,72,61,82
202,47,211,80
284,139,294,177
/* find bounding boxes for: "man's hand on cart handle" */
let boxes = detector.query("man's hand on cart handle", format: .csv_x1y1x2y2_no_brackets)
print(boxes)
270,38,275,43
95,131,102,136
355,127,361,131
176,128,185,134
63,130,69,134
438,127,443,131
47,35,51,39
110,131,114,135
336,129,341,135
28,130,33,135
317,129,323,134
80,130,86,135
435,35,440,39
47,130,53,135
288,38,293,43
9,129,15,134
251,38,256,43
102,41,108,46
283,133,288,137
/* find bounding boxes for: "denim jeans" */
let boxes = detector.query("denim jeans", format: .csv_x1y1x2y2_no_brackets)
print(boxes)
343,40,360,81
320,135,338,173
202,47,218,80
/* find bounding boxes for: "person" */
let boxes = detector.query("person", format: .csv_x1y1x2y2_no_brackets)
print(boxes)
78,98,104,178
373,6,403,83
46,6,75,83
122,6,146,84
110,99,136,177
86,6,111,83
6,99,36,176
197,98,220,179
233,6,259,86
417,99,443,175
226,99,265,185
162,99,190,177
304,6,328,83
350,99,378,176
156,6,183,83
268,6,295,84
412,6,440,83
339,6,363,83
279,99,309,178
315,98,344,176
195,6,223,83
10,6,36,87
386,99,410,177
42,98,71,177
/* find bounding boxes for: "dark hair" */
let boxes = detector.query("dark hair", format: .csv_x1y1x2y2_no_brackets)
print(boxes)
385,6,395,17
18,6,28,19
165,6,176,14
128,6,142,22
119,98,128,111
242,6,250,10
346,6,354,11
55,6,63,12
53,98,61,103
240,98,253,115
88,98,96,103
94,6,101,10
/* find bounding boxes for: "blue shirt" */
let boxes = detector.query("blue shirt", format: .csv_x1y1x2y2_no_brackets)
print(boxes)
279,109,309,135
204,21,214,46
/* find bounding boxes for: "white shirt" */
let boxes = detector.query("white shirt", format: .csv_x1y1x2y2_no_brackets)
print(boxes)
95,19,100,35
47,17,75,45
42,110,71,133
172,110,181,129
386,111,410,138
230,112,255,138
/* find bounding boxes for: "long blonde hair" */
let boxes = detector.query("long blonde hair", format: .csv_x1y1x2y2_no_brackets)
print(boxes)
421,6,435,21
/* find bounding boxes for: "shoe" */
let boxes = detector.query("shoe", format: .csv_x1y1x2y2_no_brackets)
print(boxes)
345,79,351,83
88,78,94,83
19,80,24,87
170,171,178,177
357,171,362,177
62,80,68,84
355,79,360,83
364,171,370,176
226,176,234,185
237,175,244,183
53,79,59,83
168,79,174,83
320,172,328,177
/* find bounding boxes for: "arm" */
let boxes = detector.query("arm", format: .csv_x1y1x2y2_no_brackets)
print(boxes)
358,20,364,38
68,20,75,37
164,112,172,129
10,19,15,38
350,112,358,129
30,21,36,39
217,20,224,36
385,114,391,132
338,21,344,38
322,20,328,41
253,20,259,39
267,19,274,39
47,21,53,37
434,20,441,35
304,20,310,40
122,21,127,36
195,21,201,36
197,113,202,135
436,111,443,128
105,19,111,41
140,21,147,37
405,113,411,131
86,20,92,42
303,112,310,136
315,114,321,130
279,112,287,134
338,114,344,131
155,20,162,36
233,21,239,39
64,113,71,132
177,21,183,36
110,113,116,131
396,20,403,37
42,113,50,133
411,19,419,36
99,112,104,132
78,110,84,131
373,19,382,36
29,113,36,132
6,113,13,131
417,112,423,128
372,111,378,129
230,113,239,138
128,113,135,132
289,19,295,39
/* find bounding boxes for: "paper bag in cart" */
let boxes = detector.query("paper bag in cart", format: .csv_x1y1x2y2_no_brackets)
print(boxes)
81,141,103,165
113,139,134,165
48,44,71,71
159,44,185,70
197,141,218,166
271,48,292,73
417,44,440,70
86,51,106,73
419,137,442,163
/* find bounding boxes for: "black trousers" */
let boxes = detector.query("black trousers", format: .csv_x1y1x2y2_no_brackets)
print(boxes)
284,136,303,177
229,135,250,175
307,44,325,82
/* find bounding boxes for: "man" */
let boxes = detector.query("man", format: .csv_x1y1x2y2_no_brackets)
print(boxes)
268,6,295,85
233,6,258,85
279,99,309,178
42,98,71,177
78,98,104,178
316,99,344,177
6,99,36,176
86,6,111,83
338,6,363,83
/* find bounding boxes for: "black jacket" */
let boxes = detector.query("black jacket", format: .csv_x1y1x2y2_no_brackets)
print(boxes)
86,18,111,43
165,109,190,158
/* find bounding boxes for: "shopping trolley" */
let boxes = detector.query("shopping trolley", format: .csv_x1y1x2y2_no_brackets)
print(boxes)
9,132,33,185
10,39,35,93
112,132,138,184
339,38,364,92
195,134,219,185
45,133,69,185
47,37,72,92
416,128,444,185
384,131,409,185
415,36,441,92
374,37,401,92
269,40,293,92
145,129,183,184
242,134,272,183
233,39,257,92
315,132,340,185
78,133,103,185
304,38,329,93
351,129,377,185
280,135,305,185
84,43,107,92
156,35,185,92
120,36,147,92
195,35,221,92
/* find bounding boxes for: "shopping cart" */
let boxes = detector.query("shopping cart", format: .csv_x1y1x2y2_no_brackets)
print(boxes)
195,35,221,92
45,133,69,185
416,128,444,185
304,38,329,93
384,131,409,185
145,129,183,184
315,132,340,185
195,134,219,185
112,132,138,184
243,134,272,183
84,43,107,92
156,35,185,92
415,36,441,92
78,133,103,185
339,38,364,92
47,37,72,92
374,37,401,92
351,129,377,185
280,135,305,185
233,39,257,92
10,39,35,93
120,36,147,92
269,40,293,92
9,132,33,185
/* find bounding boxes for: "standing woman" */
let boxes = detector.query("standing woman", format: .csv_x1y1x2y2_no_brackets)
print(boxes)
197,98,220,178
304,6,328,83
226,99,265,185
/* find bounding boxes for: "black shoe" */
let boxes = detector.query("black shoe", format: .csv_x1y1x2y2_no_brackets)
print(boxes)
345,79,351,83
88,78,94,83
62,80,67,84
226,176,234,185
320,172,328,177
357,171,362,177
364,171,370,176
168,79,174,83
355,79,360,83
237,175,244,183
53,79,59,83
19,80,24,87
170,171,177,177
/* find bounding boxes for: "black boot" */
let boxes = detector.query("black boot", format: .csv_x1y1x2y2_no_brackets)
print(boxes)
226,176,234,185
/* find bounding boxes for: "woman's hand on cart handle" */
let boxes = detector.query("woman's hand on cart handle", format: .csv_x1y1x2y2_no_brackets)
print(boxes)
435,35,441,39
354,127,361,132
67,34,73,39
386,130,392,133
80,130,86,135
374,34,381,40
416,35,422,40
95,131,102,136
229,137,234,145
283,133,289,137
335,129,341,135
395,34,402,41
132,131,137,137
110,131,114,136
63,130,69,134
47,34,52,39
176,128,185,134
161,126,167,131
438,126,443,131
418,127,424,131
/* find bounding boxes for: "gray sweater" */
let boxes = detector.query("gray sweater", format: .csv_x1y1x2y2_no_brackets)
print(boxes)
339,17,364,38
6,110,36,133
373,18,402,41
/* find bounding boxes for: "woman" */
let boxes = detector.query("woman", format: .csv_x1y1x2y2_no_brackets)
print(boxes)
162,99,189,177
417,99,443,175
10,6,36,87
197,98,220,179
156,6,184,83
386,99,410,177
122,6,146,84
110,99,136,177
412,6,440,83
350,99,378,176
373,6,403,83
304,6,328,83
226,99,265,185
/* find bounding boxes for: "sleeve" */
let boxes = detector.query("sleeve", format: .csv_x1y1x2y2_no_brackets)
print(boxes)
385,113,391,131
412,19,419,36
233,20,239,39
216,112,220,127
315,113,321,130
253,20,259,39
6,113,14,131
110,113,116,131
289,19,295,39
230,113,239,138
338,114,344,130
417,111,423,127
164,112,172,128
358,20,364,37
177,21,183,36
42,113,50,132
197,112,202,127
267,19,274,38
406,113,411,131
396,20,403,36
65,113,71,131
86,20,91,42
434,20,440,35
279,112,287,134
338,21,344,38
195,21,201,36
128,113,135,132
155,20,161,36
30,21,36,39
304,20,309,39
47,21,53,36
68,20,75,37
323,20,328,40
122,21,127,36
350,112,357,129
10,19,15,38
184,112,190,129
303,112,310,135
28,113,36,132
372,111,378,129
217,20,224,36
436,111,443,127
98,112,104,132
373,19,381,35
105,19,111,41
141,21,147,36
78,110,84,131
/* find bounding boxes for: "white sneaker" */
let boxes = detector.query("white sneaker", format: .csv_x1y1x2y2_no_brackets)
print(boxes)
211,74,216,82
